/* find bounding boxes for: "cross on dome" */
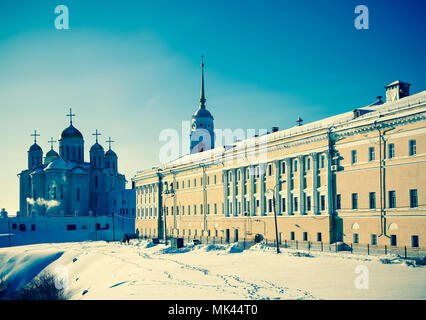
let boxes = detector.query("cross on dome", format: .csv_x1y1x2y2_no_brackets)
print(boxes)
106,137,115,150
48,137,56,149
66,107,76,125
92,129,101,143
31,130,40,144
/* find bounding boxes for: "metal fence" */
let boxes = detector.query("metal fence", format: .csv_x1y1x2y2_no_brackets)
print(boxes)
141,235,426,260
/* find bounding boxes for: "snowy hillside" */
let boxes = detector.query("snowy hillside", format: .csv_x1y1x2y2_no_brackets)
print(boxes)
0,240,425,300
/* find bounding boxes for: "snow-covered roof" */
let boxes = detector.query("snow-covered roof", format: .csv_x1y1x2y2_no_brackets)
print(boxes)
45,158,73,171
148,90,426,173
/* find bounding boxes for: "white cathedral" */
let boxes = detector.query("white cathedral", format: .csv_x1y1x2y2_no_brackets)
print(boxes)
18,110,126,217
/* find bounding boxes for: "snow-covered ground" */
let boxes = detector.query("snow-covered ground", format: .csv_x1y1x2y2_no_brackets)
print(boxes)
0,240,425,300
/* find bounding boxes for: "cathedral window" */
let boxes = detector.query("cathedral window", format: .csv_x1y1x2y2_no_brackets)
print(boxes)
73,146,76,160
95,176,98,188
60,185,64,199
76,188,80,201
53,187,57,200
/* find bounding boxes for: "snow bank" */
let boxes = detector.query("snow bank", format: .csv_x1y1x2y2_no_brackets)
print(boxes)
0,247,64,298
0,240,424,300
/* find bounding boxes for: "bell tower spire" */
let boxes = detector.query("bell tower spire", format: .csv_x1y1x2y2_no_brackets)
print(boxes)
200,54,206,109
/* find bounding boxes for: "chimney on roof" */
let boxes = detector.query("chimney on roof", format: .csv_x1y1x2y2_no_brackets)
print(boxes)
385,80,411,102
272,126,279,133
296,117,303,126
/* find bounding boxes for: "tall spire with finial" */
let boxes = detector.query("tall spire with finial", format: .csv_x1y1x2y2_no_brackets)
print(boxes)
200,54,206,109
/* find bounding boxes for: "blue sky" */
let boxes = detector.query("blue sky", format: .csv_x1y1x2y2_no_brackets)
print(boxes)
0,0,425,214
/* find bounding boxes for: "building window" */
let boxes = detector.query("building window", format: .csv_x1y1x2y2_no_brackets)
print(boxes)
67,224,77,231
268,199,273,212
410,189,418,208
388,191,396,209
281,162,286,174
371,234,377,246
293,160,298,172
411,235,419,248
390,235,397,247
95,176,98,188
369,147,375,161
352,193,358,210
388,143,395,159
307,196,311,211
351,150,357,164
31,224,36,231
188,180,190,188
336,194,341,210
353,233,359,244
409,140,416,156
369,192,376,209
214,203,217,214
268,164,272,176
306,158,311,171
214,175,217,184
303,232,308,241
281,198,286,212
317,232,322,242
290,231,295,241
320,195,325,211
294,197,298,212
320,155,325,169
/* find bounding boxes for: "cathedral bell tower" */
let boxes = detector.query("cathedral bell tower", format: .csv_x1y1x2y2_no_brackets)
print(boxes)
190,55,215,154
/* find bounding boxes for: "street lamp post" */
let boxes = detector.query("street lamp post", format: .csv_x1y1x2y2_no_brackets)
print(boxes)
266,180,286,254
163,186,175,246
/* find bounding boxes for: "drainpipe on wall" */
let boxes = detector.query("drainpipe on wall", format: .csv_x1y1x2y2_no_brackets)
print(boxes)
375,121,395,238
327,126,337,242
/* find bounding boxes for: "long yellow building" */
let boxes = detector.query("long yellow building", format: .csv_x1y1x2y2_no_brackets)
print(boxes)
133,79,425,250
